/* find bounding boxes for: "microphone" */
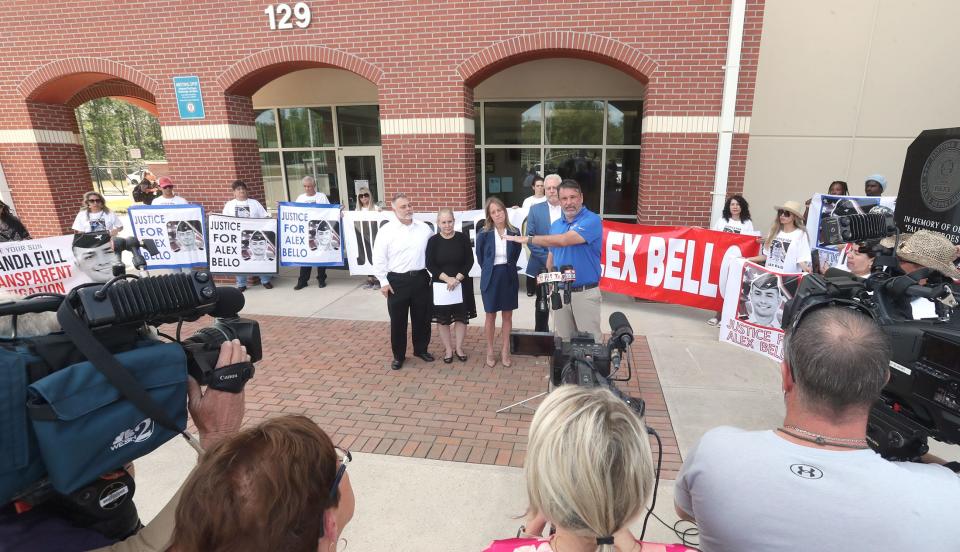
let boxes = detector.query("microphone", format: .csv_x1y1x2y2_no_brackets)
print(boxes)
561,265,576,305
211,286,246,318
537,270,565,311
608,311,634,350
819,213,896,246
536,268,549,314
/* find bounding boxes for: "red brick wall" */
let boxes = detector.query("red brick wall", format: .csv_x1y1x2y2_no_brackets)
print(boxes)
0,0,765,235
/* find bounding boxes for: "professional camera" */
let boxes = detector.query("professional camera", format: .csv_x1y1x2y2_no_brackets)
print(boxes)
511,312,644,416
0,265,261,540
782,212,960,461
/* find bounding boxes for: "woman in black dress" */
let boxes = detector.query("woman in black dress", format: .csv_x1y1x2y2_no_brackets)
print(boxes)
426,208,476,363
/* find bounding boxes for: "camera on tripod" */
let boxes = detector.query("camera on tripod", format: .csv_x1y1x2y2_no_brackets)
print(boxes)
0,235,262,539
782,211,960,461
511,312,644,416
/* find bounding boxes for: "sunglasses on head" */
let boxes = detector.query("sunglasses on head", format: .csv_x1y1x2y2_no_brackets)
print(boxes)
329,447,352,499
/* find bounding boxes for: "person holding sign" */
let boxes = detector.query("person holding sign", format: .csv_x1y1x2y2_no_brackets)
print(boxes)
425,208,476,363
72,191,123,236
477,197,521,368
373,193,435,370
748,201,811,274
222,180,273,291
294,176,331,290
151,177,188,205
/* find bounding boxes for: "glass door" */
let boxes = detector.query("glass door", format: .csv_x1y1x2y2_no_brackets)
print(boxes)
337,147,383,209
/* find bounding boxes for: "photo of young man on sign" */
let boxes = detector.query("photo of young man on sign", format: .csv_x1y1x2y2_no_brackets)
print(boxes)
72,232,115,283
736,266,802,330
242,230,276,261
308,219,340,252
167,220,204,253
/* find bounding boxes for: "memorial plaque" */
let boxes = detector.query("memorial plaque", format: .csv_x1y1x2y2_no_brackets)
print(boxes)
896,127,960,244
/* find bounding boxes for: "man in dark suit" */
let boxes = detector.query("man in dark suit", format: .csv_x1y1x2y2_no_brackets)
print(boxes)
525,174,563,331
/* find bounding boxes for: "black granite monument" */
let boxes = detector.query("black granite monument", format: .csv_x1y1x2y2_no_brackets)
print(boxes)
896,127,960,244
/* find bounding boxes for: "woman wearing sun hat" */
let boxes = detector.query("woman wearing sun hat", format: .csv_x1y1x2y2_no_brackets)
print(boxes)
747,200,812,273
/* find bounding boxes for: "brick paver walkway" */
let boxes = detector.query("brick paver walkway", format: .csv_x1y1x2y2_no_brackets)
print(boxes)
175,315,682,478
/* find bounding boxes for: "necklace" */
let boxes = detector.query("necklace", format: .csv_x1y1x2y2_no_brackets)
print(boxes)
777,426,868,449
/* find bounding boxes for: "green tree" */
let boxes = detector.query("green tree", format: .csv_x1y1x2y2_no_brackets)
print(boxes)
76,98,165,166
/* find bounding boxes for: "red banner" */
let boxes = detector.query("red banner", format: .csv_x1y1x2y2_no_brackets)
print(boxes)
600,221,762,311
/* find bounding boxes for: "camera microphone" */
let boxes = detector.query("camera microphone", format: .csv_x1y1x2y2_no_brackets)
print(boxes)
608,311,635,350
561,265,576,305
536,268,549,314
537,270,565,310
819,213,896,246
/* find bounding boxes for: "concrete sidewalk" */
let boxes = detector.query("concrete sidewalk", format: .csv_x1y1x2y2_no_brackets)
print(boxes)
131,267,959,551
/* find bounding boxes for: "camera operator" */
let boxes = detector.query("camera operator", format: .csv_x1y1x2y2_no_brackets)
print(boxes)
674,307,960,551
506,179,602,340
1,303,249,552
886,230,960,319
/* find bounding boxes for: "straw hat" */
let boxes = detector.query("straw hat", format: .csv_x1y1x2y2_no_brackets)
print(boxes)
879,233,912,249
774,200,805,221
895,230,960,279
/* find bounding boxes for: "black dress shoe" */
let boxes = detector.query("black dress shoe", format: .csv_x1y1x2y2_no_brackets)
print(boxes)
263,282,273,289
526,291,536,297
391,358,404,370
415,352,435,362
455,352,468,362
318,281,327,288
294,282,307,290
443,355,454,364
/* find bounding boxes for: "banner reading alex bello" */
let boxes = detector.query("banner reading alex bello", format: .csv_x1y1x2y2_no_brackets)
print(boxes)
127,204,207,269
0,235,94,295
277,202,344,267
719,259,804,362
206,214,279,276
600,222,761,311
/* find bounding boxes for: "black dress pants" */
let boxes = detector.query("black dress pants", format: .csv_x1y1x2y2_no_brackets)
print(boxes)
298,266,327,285
387,270,432,360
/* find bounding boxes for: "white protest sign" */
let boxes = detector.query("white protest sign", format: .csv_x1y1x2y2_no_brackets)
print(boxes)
207,214,278,275
0,235,95,294
127,204,206,269
805,194,896,270
277,202,344,267
719,259,803,362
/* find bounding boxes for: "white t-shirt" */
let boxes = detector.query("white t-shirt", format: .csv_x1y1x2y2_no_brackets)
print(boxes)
222,198,268,218
676,426,960,552
762,228,811,273
712,217,754,234
151,195,188,205
521,195,547,211
294,192,329,204
71,210,123,233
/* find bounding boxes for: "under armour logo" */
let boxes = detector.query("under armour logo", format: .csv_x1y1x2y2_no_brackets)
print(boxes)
789,464,823,479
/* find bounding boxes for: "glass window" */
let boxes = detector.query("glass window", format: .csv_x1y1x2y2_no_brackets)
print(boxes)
607,101,642,146
484,101,541,145
545,148,602,212
260,152,283,209
342,154,379,209
473,102,481,144
337,105,381,146
483,148,540,208
603,149,640,216
255,110,278,149
474,149,483,210
283,151,338,200
545,100,604,145
309,107,335,147
279,108,311,148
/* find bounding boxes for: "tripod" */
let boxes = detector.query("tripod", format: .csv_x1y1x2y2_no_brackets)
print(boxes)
496,374,552,413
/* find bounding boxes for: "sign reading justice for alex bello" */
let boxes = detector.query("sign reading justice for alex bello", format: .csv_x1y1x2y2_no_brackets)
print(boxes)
206,214,279,275
600,221,761,312
277,202,344,267
127,204,207,269
0,235,94,295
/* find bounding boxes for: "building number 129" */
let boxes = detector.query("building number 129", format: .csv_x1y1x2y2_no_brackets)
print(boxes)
264,3,311,30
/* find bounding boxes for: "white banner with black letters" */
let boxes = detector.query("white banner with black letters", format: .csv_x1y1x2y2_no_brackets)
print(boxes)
277,202,344,267
342,209,528,277
207,214,279,275
127,204,206,269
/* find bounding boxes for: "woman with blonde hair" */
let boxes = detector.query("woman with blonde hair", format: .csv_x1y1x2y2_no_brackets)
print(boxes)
484,385,691,552
356,186,383,290
748,200,811,273
475,197,521,367
425,207,476,362
72,191,123,236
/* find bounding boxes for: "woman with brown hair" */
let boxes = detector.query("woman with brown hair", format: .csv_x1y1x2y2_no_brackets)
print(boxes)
72,191,123,236
476,197,521,367
169,415,355,552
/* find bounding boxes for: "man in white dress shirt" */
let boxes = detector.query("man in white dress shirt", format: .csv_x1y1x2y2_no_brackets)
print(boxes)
373,193,435,370
294,176,331,290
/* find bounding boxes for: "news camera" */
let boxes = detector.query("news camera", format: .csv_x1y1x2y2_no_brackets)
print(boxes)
782,212,960,461
0,241,261,540
511,312,644,417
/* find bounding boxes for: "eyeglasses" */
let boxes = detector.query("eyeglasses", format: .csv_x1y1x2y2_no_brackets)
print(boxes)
329,447,352,499
777,210,792,218
358,193,370,198
87,198,104,204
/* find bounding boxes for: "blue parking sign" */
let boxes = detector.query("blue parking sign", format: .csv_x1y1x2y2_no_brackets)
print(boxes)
173,76,205,120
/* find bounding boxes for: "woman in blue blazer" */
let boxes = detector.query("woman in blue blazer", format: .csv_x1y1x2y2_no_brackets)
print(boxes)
476,197,522,367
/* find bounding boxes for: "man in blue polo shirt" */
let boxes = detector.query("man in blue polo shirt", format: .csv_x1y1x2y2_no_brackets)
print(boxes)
507,179,602,340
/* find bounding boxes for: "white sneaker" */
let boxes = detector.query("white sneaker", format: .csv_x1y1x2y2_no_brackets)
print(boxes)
706,317,720,326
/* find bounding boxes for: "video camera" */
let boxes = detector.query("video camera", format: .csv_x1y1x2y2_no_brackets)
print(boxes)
511,312,644,416
782,212,960,461
0,238,261,540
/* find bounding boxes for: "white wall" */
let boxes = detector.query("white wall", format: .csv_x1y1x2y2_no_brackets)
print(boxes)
252,68,378,107
744,0,960,230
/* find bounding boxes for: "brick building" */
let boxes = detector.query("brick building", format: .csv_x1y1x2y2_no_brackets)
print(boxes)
0,0,766,236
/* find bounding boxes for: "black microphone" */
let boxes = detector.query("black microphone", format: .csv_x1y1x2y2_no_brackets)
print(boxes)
536,268,549,313
211,286,246,318
561,265,575,305
608,311,634,350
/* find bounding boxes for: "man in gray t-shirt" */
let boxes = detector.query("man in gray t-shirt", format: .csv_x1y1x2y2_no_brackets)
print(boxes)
675,307,960,552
